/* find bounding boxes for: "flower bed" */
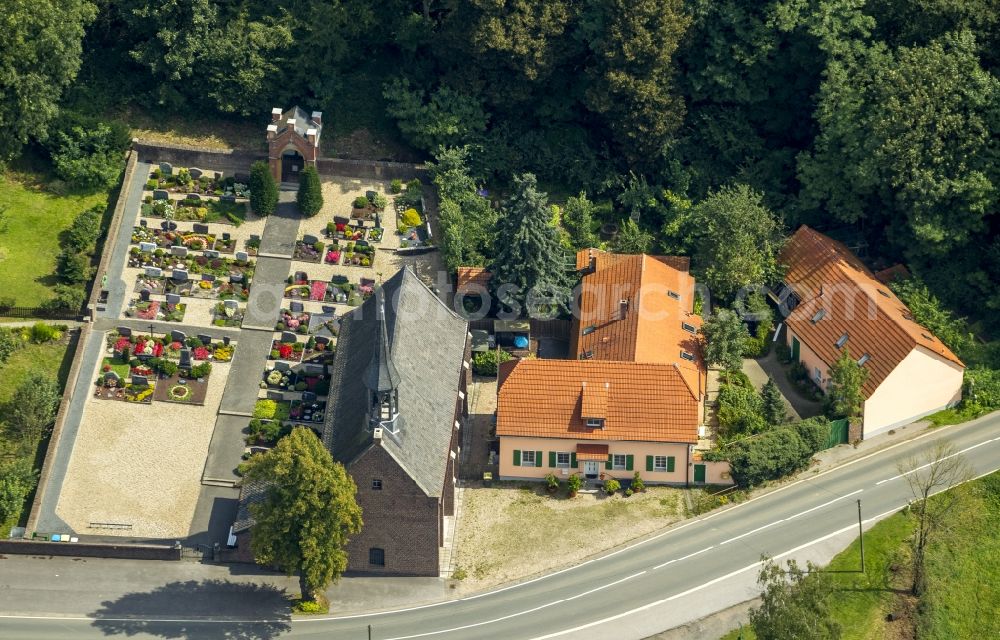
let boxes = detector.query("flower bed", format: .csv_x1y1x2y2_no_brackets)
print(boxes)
290,399,326,423
368,227,384,243
270,340,304,362
152,373,210,405
293,240,326,263
276,310,312,333
309,280,328,301
212,302,244,327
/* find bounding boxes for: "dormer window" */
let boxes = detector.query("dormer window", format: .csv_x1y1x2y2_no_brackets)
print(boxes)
835,333,849,348
857,353,871,366
680,351,695,362
585,418,604,428
681,322,697,334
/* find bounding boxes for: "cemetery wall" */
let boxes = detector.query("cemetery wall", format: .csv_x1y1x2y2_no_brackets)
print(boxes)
0,539,181,561
88,149,140,321
133,140,428,182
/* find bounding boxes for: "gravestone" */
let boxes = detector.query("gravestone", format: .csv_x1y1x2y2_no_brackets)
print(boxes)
223,299,239,312
197,334,213,346
171,330,186,343
357,240,369,248
234,251,249,262
159,162,173,175
303,234,318,245
139,242,156,253
139,289,151,302
321,305,336,314
166,293,181,305
290,301,304,313
366,190,377,201
221,194,236,204
234,172,250,184
230,273,243,283
374,213,381,228
131,374,149,388
266,390,283,401
222,336,231,345
168,222,178,231
274,361,290,372
140,219,148,227
186,193,201,202
301,391,317,403
153,189,169,201
172,269,189,282
193,223,210,234
104,371,121,385
249,234,261,243
179,349,192,368
203,249,220,259
281,331,297,344
214,171,222,181
117,326,132,337
170,246,188,258
160,221,171,231
201,273,216,282
330,275,348,285
334,216,350,225
294,271,308,282
189,167,203,180
144,266,162,278
222,232,231,241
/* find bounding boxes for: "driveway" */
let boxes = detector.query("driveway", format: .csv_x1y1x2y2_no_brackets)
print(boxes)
746,349,823,420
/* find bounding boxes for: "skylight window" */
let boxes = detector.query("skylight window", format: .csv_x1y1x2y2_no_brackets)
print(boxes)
582,325,596,336
581,350,594,360
680,351,695,362
921,333,933,341
877,289,890,298
667,290,681,300
681,322,697,334
811,309,827,323
835,333,849,348
857,353,871,366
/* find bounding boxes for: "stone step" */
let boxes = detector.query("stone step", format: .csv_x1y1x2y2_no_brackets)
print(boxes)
202,477,238,488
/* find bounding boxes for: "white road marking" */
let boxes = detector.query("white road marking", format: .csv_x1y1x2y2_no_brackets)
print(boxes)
382,600,566,640
785,489,863,521
653,546,714,570
564,571,646,601
875,437,997,485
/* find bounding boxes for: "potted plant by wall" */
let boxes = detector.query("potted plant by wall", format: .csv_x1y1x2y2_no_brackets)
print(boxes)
544,473,560,494
603,477,620,496
631,471,645,493
566,473,582,497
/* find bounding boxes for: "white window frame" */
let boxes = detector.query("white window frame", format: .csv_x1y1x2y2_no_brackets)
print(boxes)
521,450,536,466
585,418,604,428
814,367,822,382
556,452,571,468
653,456,668,472
612,454,627,470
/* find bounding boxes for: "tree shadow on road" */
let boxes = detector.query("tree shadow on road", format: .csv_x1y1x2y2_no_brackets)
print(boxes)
90,579,292,639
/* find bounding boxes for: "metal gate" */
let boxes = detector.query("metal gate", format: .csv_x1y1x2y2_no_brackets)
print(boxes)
824,418,850,449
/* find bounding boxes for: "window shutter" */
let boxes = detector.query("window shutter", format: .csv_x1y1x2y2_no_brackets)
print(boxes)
571,452,577,468
625,455,634,471
513,449,521,466
548,451,556,468
667,456,675,472
535,451,543,467
605,454,612,470
646,455,654,472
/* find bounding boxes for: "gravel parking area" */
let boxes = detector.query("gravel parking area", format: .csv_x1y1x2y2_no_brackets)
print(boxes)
453,484,686,589
54,360,231,538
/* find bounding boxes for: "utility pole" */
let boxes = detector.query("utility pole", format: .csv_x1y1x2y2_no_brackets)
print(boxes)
368,623,372,640
857,499,865,573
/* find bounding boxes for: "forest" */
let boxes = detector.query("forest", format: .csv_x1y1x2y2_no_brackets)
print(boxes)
2,0,999,333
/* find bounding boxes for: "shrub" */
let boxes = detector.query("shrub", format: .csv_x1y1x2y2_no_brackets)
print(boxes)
794,416,832,453
42,284,85,313
604,478,621,495
401,208,422,227
390,179,403,194
717,381,767,436
631,471,645,493
471,349,512,375
190,362,212,378
726,428,813,488
29,323,61,344
353,195,369,209
566,473,582,494
249,161,278,217
544,473,559,492
0,458,38,525
56,250,91,284
296,166,323,217
158,360,179,377
253,399,278,419
146,179,158,190
624,488,634,497
44,115,130,189
371,193,388,211
0,297,14,313
248,418,282,443
0,328,24,365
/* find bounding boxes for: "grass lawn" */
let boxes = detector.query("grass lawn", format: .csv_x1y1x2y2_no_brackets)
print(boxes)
0,172,108,307
719,471,1000,639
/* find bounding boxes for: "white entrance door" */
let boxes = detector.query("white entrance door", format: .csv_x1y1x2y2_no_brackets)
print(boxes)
584,461,600,478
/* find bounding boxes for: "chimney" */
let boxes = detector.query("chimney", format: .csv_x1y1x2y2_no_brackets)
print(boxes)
311,111,322,126
373,427,383,440
306,128,317,146
589,252,597,273
266,123,277,140
271,107,283,122
619,299,629,320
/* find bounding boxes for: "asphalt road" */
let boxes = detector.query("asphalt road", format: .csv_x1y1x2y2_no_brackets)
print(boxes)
3,412,999,640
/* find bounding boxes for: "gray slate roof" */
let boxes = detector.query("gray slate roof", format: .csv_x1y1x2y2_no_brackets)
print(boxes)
233,477,267,534
322,267,468,497
278,106,322,142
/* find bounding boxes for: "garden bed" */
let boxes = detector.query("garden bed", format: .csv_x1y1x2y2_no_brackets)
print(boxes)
293,240,327,263
270,340,304,362
124,299,186,322
140,198,248,226
212,302,244,327
152,373,209,405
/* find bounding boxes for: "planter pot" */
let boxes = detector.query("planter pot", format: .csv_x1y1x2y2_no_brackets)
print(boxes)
568,491,577,498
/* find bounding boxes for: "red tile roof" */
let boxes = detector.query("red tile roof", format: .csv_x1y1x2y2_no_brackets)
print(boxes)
572,249,704,397
576,443,609,460
781,226,963,397
497,359,700,444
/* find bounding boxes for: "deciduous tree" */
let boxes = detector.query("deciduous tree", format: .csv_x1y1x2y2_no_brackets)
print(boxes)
610,219,653,255
825,348,867,419
562,192,598,250
750,557,841,639
0,459,38,526
700,309,750,372
244,427,362,603
7,374,61,446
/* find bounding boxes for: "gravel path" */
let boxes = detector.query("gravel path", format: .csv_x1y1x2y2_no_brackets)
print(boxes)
53,362,231,538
